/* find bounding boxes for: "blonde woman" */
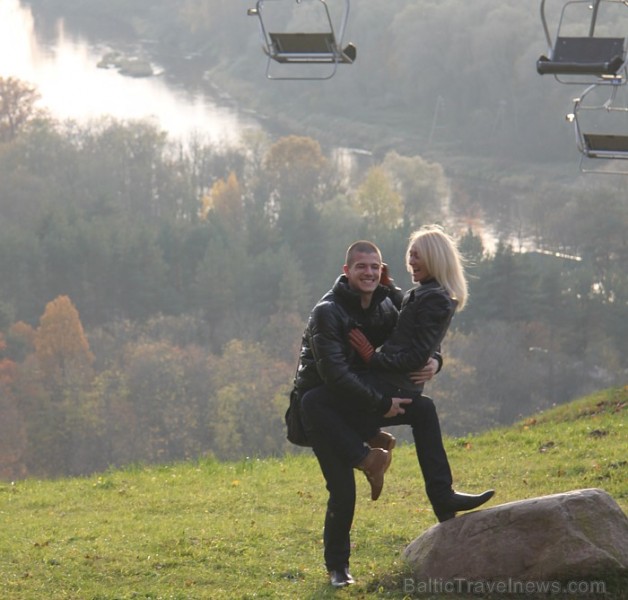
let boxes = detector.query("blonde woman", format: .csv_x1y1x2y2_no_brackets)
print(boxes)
348,225,494,522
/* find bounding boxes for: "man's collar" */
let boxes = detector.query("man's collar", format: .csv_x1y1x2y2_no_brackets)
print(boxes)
333,275,390,310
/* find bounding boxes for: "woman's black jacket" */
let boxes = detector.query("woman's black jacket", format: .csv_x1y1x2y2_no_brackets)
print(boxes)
369,278,457,392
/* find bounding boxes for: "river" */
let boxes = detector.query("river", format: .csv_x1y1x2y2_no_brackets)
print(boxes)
0,0,259,146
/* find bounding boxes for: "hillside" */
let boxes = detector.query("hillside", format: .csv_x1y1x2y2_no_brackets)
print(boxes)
0,387,626,599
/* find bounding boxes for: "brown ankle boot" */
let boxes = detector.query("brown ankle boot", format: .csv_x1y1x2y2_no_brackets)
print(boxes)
367,431,396,452
357,448,392,501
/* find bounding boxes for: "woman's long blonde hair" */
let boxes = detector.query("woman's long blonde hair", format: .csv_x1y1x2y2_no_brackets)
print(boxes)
407,225,468,310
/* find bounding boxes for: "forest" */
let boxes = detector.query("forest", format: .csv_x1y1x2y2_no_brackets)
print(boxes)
0,0,626,479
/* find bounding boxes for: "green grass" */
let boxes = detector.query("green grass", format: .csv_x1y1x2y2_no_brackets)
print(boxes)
1,387,626,599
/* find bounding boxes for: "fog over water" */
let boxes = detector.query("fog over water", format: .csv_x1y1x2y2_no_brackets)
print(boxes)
0,0,259,145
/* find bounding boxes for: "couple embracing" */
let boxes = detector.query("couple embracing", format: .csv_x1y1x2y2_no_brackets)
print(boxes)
290,225,495,588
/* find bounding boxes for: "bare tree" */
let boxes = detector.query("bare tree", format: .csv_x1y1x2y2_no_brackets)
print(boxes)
0,77,41,142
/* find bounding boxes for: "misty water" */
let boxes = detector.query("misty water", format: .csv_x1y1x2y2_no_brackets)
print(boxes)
0,0,259,146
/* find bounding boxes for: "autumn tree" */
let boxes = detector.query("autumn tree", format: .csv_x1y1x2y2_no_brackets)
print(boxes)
264,135,328,200
0,77,42,143
381,151,448,228
200,171,244,232
23,296,96,474
122,340,205,463
353,165,403,233
263,136,332,242
34,296,94,391
208,339,292,460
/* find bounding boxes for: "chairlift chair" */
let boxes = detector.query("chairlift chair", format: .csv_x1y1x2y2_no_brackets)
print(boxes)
247,0,355,80
536,0,628,84
567,81,628,173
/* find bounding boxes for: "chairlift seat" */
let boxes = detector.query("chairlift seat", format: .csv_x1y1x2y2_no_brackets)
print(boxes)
268,32,354,63
247,0,353,79
582,132,628,157
537,37,626,75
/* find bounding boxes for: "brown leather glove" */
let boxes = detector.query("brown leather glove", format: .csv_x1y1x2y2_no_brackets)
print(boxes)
349,328,375,363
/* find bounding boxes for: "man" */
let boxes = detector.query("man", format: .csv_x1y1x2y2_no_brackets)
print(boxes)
295,240,493,588
294,240,433,587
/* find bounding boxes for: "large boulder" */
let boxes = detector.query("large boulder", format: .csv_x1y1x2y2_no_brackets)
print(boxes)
404,488,628,583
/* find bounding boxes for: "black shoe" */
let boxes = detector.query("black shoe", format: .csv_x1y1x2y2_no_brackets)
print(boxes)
329,567,355,587
434,489,495,522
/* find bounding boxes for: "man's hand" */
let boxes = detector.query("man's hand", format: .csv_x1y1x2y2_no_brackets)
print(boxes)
348,328,375,362
408,357,439,385
384,397,412,418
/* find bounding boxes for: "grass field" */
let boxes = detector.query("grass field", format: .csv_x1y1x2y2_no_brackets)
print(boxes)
1,387,626,599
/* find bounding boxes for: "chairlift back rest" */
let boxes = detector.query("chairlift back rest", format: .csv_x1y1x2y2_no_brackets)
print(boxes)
583,132,628,157
537,36,626,75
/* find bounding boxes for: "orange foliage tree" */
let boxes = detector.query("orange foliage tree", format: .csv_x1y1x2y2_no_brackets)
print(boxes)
25,296,97,475
34,295,94,392
264,135,328,198
200,171,244,232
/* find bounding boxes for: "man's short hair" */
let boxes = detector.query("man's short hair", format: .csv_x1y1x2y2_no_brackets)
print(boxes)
345,241,382,267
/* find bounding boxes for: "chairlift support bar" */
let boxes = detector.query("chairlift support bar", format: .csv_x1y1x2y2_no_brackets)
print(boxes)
247,0,353,80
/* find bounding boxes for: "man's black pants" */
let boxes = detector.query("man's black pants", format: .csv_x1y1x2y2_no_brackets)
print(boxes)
300,381,453,571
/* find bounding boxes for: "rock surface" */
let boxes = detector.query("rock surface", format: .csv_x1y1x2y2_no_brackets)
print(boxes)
404,488,628,582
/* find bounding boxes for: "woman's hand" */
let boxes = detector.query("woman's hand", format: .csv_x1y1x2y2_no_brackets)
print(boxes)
348,328,375,363
408,357,439,384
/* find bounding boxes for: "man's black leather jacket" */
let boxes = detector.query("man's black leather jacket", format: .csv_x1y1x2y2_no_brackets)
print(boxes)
295,275,399,414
